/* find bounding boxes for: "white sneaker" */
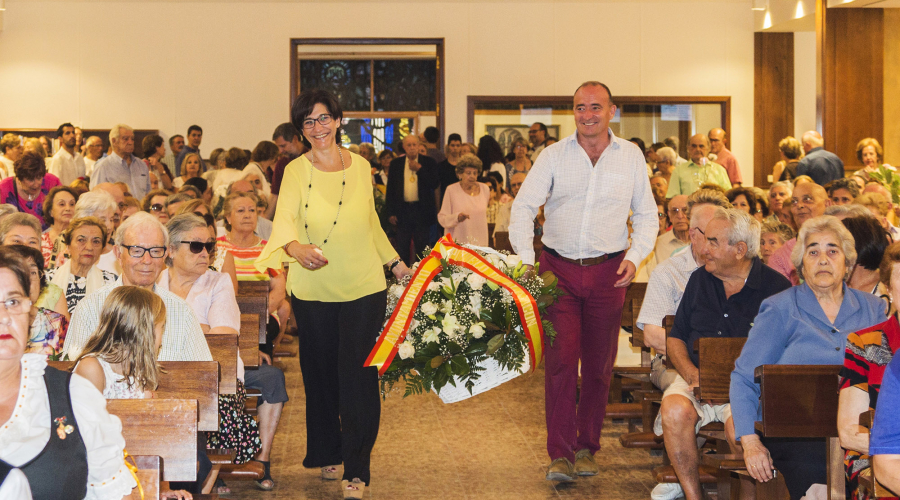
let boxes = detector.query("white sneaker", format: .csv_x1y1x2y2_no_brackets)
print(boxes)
650,482,684,500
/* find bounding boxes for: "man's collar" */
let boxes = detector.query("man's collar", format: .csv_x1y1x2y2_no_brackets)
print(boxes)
743,257,764,290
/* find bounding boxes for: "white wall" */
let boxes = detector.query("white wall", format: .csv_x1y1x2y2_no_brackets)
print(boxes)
0,1,756,182
794,31,817,138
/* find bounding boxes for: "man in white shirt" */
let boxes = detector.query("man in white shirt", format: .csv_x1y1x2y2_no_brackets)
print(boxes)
510,81,658,481
48,123,87,185
529,122,548,162
0,133,23,178
655,195,690,263
62,211,211,362
82,136,103,178
90,124,151,200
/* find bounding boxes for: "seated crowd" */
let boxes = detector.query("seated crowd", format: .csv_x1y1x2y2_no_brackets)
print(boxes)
4,115,900,500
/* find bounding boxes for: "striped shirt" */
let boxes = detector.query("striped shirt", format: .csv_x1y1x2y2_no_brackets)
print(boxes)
636,245,700,331
509,130,658,267
61,277,212,362
217,236,271,282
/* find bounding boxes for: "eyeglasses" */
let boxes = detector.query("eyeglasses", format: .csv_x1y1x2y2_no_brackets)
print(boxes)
511,182,523,188
118,202,127,210
0,297,33,315
149,204,165,212
121,244,166,258
302,114,333,130
179,241,216,254
657,212,666,219
668,207,687,216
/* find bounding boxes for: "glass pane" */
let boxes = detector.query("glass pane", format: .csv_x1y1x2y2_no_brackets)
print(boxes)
340,117,415,153
373,60,436,112
299,60,371,112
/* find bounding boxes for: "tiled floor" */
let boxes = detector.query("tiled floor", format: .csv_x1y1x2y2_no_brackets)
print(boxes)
225,352,660,499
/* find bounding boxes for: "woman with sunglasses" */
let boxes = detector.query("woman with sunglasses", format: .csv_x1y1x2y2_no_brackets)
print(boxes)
160,214,286,493
142,188,173,224
45,216,118,316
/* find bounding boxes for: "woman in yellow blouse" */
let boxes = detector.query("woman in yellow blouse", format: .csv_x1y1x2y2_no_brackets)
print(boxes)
256,89,410,500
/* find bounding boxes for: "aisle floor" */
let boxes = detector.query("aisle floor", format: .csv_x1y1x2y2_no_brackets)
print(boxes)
226,353,659,499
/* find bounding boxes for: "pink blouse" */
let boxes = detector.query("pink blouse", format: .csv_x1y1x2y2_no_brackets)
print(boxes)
438,182,491,246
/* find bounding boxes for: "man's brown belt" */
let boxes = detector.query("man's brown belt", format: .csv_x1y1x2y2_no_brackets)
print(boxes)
543,247,624,267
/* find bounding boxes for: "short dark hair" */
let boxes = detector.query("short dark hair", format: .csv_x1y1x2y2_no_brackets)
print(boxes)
168,135,183,147
272,122,301,143
56,123,75,138
843,216,891,271
14,152,46,181
533,122,548,134
225,147,248,170
574,81,615,105
447,133,462,144
291,89,343,144
629,137,646,154
141,134,164,158
1,245,39,294
187,125,203,136
827,177,861,199
423,126,440,143
183,176,208,194
251,141,280,163
42,186,79,226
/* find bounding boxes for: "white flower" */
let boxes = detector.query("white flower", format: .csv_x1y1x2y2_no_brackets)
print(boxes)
466,273,487,290
442,314,460,336
412,261,420,271
398,341,415,359
505,254,522,268
408,318,419,332
440,277,453,289
440,300,452,313
422,327,441,344
451,272,467,287
468,294,482,315
389,284,405,299
501,288,513,305
470,322,486,339
427,281,441,292
487,254,504,268
421,302,438,316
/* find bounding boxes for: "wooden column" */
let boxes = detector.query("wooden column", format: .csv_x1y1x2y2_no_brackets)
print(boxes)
754,32,794,188
818,3,884,168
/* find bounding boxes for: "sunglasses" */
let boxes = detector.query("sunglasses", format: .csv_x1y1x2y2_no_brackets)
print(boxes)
150,203,165,212
179,241,216,254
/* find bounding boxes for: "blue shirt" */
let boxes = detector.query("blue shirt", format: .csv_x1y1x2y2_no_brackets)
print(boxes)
871,354,900,455
175,145,206,177
730,284,887,439
89,152,151,200
670,257,791,367
796,147,845,186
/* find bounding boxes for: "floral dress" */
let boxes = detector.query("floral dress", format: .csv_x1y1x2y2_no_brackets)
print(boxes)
40,231,67,270
839,315,900,500
25,308,68,360
206,381,262,464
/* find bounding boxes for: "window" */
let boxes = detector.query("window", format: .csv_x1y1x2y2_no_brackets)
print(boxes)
291,39,445,151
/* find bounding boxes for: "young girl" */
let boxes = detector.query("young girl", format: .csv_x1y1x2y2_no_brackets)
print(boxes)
73,286,165,399
759,220,794,266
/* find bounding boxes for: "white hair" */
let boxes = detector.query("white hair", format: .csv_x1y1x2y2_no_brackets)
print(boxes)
74,190,117,219
655,147,677,164
114,211,169,247
824,204,875,219
109,124,134,142
790,215,856,281
769,180,793,197
710,207,761,258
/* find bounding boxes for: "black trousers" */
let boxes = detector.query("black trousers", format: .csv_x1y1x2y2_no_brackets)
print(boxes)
292,290,386,485
761,436,827,500
395,203,434,265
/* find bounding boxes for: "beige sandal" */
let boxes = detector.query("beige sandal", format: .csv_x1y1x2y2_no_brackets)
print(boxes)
321,466,340,480
341,478,365,499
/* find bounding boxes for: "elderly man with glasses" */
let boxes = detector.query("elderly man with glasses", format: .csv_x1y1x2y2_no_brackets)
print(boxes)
61,211,212,362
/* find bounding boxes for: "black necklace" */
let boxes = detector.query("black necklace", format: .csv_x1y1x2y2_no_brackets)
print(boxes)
303,149,346,247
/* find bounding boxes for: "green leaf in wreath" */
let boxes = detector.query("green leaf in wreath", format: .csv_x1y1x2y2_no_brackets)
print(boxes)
465,342,488,355
486,334,505,355
447,342,463,354
430,355,445,369
537,294,554,308
450,355,469,376
483,321,502,331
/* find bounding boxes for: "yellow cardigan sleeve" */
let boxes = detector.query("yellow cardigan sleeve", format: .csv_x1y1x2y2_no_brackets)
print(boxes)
255,156,304,273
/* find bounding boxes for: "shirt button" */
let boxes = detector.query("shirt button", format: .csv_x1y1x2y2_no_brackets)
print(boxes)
831,329,837,333
724,314,729,318
718,331,722,335
835,347,840,351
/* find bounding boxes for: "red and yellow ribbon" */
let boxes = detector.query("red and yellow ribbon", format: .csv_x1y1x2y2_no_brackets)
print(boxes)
365,235,544,376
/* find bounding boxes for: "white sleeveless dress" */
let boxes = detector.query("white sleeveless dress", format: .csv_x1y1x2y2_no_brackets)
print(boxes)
77,356,147,399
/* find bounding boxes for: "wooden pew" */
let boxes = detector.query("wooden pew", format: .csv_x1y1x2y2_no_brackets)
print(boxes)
205,333,238,395
236,295,267,345
857,409,899,498
240,313,260,369
620,314,672,450
109,399,198,482
49,360,220,432
607,282,650,418
123,455,160,500
754,364,844,500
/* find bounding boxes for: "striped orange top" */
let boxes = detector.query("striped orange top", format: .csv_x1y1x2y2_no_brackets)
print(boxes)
216,236,272,282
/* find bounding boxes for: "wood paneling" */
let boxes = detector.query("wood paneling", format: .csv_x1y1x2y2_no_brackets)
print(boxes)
754,32,794,188
820,6,884,168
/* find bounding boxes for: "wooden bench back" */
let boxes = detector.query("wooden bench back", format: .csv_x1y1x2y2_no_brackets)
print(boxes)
630,298,645,348
49,360,220,432
621,282,648,331
696,337,747,403
205,333,238,394
123,455,160,500
240,313,261,368
108,399,198,482
754,364,841,438
236,295,267,344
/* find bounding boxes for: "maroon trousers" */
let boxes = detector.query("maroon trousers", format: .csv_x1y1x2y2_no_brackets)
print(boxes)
539,251,627,461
